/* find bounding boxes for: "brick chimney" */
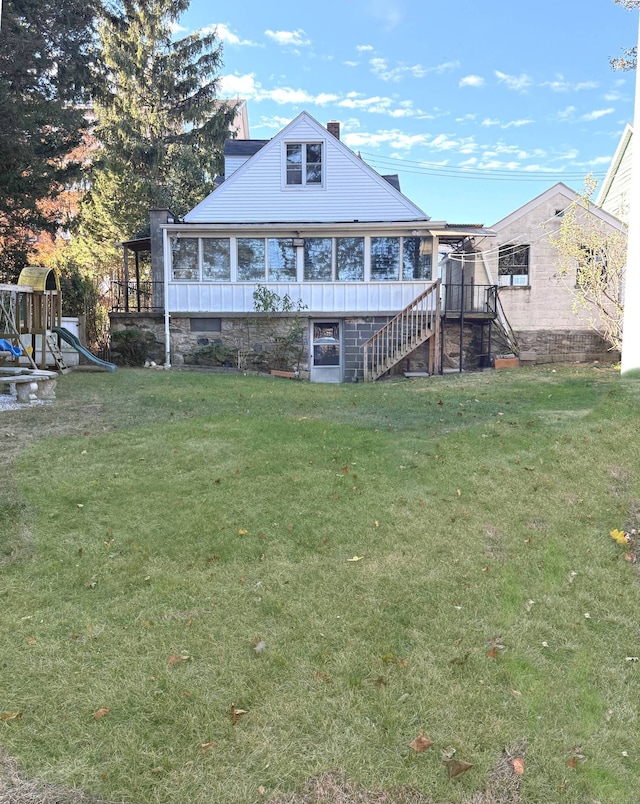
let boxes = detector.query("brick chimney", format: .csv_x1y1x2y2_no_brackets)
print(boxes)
327,120,340,139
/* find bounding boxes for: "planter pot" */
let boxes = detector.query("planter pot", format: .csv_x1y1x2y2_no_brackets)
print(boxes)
270,369,297,379
494,357,520,369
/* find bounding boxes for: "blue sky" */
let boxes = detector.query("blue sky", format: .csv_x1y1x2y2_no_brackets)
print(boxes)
179,0,637,225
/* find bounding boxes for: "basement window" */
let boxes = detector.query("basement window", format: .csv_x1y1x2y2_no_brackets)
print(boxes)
190,318,221,333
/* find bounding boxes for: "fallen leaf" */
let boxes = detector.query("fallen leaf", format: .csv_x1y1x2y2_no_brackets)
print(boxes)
624,553,637,563
228,703,248,725
347,556,364,562
450,654,468,665
238,529,248,536
168,652,191,666
1,712,22,721
410,732,434,753
258,786,266,796
444,759,473,778
610,528,628,546
486,647,497,660
27,637,36,645
512,757,525,775
200,741,217,751
566,756,577,769
93,706,109,719
254,640,267,654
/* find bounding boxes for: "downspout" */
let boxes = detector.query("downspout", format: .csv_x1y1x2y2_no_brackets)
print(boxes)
163,229,171,368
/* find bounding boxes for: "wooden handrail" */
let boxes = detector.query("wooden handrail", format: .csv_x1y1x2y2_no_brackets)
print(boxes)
362,280,441,381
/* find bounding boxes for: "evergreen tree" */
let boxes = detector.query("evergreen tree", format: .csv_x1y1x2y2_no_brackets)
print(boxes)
0,0,98,281
79,0,234,273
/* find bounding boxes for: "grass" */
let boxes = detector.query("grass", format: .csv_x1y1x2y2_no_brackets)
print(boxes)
1,364,640,803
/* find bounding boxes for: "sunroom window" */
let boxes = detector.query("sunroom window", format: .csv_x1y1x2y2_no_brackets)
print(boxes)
202,238,231,281
267,238,297,281
403,237,432,280
171,237,199,281
237,238,266,281
371,236,400,281
286,143,323,186
336,237,364,281
304,238,333,281
498,244,529,286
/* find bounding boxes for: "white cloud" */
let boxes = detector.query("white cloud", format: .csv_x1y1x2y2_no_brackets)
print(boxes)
356,44,374,52
430,61,460,74
556,105,577,121
460,75,485,88
343,60,359,67
365,0,405,30
210,23,258,46
542,75,599,92
219,73,261,98
265,28,311,47
581,108,615,121
370,57,427,82
502,118,534,128
481,118,500,127
495,71,533,91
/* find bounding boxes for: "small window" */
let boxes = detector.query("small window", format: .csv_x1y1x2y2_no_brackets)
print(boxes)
498,244,529,286
190,318,221,333
286,142,323,186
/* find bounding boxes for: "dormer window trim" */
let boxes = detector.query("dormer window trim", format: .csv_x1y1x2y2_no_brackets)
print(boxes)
284,141,324,189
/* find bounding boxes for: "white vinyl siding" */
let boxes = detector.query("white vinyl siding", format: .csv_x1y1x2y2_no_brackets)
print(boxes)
185,115,427,224
167,281,436,315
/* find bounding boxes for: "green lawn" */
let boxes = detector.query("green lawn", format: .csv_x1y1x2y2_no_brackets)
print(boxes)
1,365,639,803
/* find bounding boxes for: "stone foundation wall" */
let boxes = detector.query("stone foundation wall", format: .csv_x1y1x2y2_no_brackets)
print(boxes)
109,313,617,375
513,329,618,364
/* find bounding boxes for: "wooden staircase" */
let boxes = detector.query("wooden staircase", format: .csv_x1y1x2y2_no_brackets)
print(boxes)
362,280,441,381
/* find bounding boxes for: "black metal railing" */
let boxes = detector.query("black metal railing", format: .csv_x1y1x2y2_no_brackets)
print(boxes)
444,283,498,316
109,281,163,313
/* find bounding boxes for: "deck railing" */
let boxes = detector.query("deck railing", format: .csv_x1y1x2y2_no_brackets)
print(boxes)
444,283,498,316
109,281,163,313
362,280,441,382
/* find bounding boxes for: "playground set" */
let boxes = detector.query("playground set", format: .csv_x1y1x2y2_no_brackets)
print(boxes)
0,266,116,403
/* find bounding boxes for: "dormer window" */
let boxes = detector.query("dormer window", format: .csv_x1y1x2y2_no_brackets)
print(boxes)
286,142,323,186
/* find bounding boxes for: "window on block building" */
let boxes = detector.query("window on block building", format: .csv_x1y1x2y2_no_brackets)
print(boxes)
498,244,530,286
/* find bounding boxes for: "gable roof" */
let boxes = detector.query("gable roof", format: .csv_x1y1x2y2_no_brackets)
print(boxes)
492,182,623,231
184,111,429,224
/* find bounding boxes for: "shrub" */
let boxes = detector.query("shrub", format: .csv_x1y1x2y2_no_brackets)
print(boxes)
111,327,155,366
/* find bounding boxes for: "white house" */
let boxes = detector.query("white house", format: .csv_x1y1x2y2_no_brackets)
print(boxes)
118,111,503,381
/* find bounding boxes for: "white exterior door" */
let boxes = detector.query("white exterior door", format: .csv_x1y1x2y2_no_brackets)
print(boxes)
310,320,342,383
